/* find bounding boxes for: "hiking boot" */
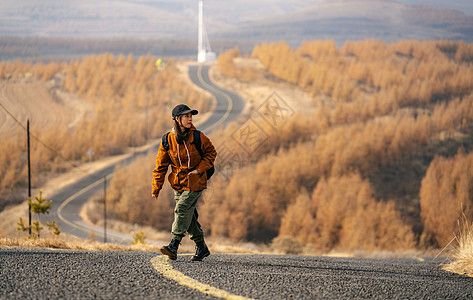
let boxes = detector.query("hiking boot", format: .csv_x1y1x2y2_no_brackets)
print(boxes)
190,240,210,261
160,239,180,260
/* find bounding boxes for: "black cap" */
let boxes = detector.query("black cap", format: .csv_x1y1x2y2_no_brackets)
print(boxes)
172,104,198,120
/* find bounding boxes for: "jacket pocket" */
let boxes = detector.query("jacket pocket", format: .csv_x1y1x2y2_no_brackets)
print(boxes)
168,171,181,190
188,172,206,191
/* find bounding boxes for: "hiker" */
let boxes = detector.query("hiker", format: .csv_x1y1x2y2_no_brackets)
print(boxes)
152,104,217,261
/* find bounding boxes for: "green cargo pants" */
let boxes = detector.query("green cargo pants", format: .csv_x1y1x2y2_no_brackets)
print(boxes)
171,190,204,243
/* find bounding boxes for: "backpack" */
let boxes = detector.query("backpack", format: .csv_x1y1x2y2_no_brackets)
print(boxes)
161,130,215,180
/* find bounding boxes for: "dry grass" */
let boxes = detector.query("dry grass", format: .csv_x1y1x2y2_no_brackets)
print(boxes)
0,235,441,261
0,236,162,252
0,233,266,254
442,219,473,277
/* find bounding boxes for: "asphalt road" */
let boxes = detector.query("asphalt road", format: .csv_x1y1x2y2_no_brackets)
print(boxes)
188,64,245,132
42,64,244,244
1,249,472,299
6,65,472,299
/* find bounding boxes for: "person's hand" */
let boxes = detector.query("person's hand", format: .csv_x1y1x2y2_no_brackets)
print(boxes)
188,170,199,175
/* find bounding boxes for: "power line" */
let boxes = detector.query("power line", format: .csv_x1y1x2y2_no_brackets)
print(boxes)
1,101,64,157
0,100,101,179
0,101,26,129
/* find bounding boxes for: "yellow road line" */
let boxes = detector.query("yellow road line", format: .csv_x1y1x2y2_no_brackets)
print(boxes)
150,255,253,300
57,176,112,238
196,64,234,132
151,68,247,298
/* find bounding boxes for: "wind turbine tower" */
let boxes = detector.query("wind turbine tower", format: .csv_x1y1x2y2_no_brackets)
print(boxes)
197,0,215,62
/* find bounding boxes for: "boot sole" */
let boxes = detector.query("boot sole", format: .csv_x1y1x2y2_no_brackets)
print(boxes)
160,247,177,260
190,250,210,261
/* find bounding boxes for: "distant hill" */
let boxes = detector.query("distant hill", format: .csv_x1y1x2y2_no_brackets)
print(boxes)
1,0,472,61
396,0,473,15
0,0,196,39
0,0,319,39
0,0,472,41
212,0,473,46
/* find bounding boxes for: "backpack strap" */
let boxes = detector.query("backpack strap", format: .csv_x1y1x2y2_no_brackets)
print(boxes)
192,130,204,158
192,130,215,179
161,132,171,157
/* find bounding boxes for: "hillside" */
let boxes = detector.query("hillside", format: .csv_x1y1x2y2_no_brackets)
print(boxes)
193,40,473,250
0,0,196,39
397,0,473,14
77,39,473,254
0,78,91,134
214,0,473,46
0,0,317,39
0,0,472,54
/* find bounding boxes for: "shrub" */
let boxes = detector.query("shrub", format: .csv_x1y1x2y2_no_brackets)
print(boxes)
270,236,303,255
17,191,60,238
131,231,147,245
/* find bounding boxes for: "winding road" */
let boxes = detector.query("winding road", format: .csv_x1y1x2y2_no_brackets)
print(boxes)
2,64,472,299
42,64,244,244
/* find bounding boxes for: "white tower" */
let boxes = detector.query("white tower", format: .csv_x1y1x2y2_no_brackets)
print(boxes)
197,0,215,63
197,0,205,62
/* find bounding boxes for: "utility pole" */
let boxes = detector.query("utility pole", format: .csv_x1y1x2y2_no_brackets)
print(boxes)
87,149,94,170
27,119,32,236
103,176,107,243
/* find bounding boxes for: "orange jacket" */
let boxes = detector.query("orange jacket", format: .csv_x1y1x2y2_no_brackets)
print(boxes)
152,125,217,195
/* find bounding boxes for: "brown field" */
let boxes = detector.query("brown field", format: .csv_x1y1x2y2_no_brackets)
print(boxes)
0,80,76,134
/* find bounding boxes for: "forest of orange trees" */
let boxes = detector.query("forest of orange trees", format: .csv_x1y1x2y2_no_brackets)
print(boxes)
96,39,473,253
3,39,473,253
0,54,209,210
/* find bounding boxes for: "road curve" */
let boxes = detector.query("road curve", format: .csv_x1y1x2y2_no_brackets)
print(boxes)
43,63,244,243
1,249,472,299
188,64,244,132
